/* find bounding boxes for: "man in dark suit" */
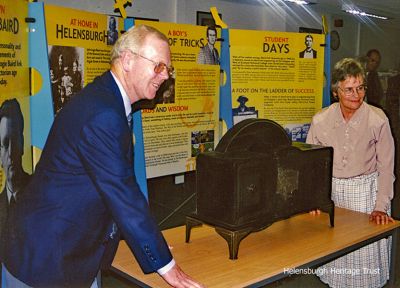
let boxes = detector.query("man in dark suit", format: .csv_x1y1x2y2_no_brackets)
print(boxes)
365,49,384,108
386,73,400,139
299,34,317,59
197,26,219,65
0,99,31,287
3,25,203,288
386,72,400,288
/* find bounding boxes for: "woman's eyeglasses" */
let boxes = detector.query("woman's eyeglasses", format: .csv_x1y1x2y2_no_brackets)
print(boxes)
130,52,174,77
338,84,367,96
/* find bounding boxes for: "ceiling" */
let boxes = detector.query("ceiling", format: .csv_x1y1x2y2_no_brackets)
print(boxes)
222,0,400,28
313,0,400,22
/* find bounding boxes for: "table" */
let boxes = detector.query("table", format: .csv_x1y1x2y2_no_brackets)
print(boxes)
111,207,400,287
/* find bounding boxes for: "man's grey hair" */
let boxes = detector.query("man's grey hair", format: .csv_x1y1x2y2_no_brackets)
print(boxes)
110,24,169,64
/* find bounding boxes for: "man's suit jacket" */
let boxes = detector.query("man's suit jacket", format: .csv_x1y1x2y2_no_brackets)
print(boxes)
1,171,30,287
0,189,7,261
0,189,6,287
386,74,400,107
0,172,31,260
366,70,384,108
299,49,317,58
4,71,172,287
197,45,219,65
386,74,400,130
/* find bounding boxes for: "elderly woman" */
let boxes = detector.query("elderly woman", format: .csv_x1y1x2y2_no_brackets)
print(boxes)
306,58,394,288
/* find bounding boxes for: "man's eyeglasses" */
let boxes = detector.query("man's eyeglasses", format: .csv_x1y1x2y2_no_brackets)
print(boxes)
130,51,174,77
338,84,367,96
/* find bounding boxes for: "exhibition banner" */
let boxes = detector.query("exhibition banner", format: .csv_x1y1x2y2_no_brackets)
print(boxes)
0,0,29,100
0,0,32,190
44,5,122,114
136,20,220,178
230,29,325,142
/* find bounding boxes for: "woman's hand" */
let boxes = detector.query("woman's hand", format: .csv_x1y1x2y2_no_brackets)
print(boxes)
309,209,321,216
369,210,394,224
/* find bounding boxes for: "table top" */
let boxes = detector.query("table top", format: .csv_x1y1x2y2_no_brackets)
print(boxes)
112,207,400,288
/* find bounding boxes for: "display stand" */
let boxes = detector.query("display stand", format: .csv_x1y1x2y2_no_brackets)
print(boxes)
218,18,331,131
29,2,54,150
2,3,53,286
24,6,149,199
124,18,149,199
323,32,331,107
219,27,233,129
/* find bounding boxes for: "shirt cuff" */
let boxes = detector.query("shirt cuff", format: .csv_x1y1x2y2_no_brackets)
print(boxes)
374,201,389,213
157,259,176,275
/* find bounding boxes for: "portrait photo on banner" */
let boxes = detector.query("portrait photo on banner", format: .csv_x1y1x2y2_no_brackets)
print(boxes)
48,45,84,115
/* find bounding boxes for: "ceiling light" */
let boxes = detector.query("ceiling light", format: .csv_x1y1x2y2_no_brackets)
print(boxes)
344,9,388,20
283,0,312,5
341,4,388,20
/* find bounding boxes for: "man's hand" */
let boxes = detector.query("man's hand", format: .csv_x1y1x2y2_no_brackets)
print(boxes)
161,264,205,288
369,210,394,225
